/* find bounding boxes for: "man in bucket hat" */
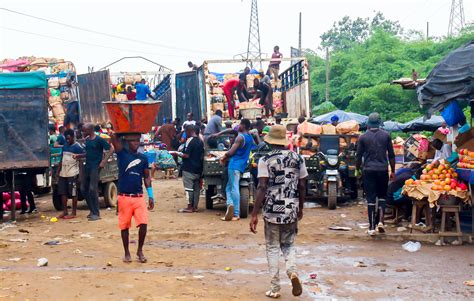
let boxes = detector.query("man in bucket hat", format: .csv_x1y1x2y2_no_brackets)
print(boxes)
356,112,396,236
250,125,308,298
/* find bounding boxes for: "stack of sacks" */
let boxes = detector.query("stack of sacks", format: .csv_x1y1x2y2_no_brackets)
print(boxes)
335,120,359,135
273,91,283,113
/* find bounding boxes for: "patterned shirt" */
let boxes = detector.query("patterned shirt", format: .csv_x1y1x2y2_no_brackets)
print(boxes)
258,150,308,224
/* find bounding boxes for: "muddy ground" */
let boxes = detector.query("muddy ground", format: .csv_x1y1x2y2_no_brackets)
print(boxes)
0,178,473,300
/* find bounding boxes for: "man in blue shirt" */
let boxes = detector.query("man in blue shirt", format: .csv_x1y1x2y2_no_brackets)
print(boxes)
135,79,155,101
111,133,154,263
219,118,255,221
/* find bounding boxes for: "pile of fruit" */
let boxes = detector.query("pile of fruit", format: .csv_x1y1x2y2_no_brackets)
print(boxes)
457,149,474,169
404,160,468,191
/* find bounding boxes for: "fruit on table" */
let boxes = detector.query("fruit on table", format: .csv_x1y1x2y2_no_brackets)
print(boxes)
458,149,474,169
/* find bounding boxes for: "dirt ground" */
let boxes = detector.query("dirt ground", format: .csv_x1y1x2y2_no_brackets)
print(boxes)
1,178,473,301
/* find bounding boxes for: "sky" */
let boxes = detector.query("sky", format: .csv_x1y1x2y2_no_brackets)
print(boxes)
1,0,473,74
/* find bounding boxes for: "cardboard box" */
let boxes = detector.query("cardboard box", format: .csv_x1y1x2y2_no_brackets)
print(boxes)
211,103,224,112
455,128,474,151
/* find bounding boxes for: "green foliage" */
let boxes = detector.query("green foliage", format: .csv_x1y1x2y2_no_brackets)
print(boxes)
309,19,474,122
312,101,337,116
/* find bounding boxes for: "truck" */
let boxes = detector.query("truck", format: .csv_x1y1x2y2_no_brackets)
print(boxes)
174,57,311,122
0,72,50,221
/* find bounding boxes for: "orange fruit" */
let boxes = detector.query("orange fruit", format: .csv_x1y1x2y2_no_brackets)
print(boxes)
443,185,451,191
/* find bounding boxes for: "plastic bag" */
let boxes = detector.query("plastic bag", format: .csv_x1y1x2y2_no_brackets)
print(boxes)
402,241,421,252
441,100,465,126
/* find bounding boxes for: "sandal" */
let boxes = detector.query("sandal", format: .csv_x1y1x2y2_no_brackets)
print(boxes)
178,208,194,213
137,255,148,263
231,217,240,221
122,256,132,263
265,290,281,299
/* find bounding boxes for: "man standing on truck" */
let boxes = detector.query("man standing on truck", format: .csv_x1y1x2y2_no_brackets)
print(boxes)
356,113,395,236
268,46,283,84
188,61,198,71
56,129,85,219
219,118,254,221
249,124,307,298
223,78,249,119
175,125,204,213
80,123,114,221
110,133,154,263
253,78,273,117
135,79,155,101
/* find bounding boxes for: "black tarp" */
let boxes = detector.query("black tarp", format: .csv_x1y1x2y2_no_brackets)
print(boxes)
382,121,405,132
402,115,445,132
417,41,474,114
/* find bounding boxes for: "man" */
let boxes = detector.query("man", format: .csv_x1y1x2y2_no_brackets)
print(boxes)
116,82,127,94
48,124,57,147
126,86,136,100
219,118,255,221
432,138,452,161
253,78,273,117
387,163,422,221
56,129,85,219
188,61,198,71
157,118,177,151
259,69,272,86
182,112,196,129
54,126,66,147
331,115,339,127
110,133,154,263
356,113,395,235
223,78,248,119
135,79,154,101
203,110,222,149
250,124,307,298
268,46,283,82
238,67,252,102
176,125,204,213
79,123,114,221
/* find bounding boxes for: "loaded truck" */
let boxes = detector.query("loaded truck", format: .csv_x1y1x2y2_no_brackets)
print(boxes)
0,72,50,221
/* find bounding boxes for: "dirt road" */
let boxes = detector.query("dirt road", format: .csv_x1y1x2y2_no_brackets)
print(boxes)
1,179,473,300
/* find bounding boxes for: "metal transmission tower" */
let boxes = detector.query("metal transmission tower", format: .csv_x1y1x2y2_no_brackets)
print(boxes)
448,0,465,37
245,0,262,69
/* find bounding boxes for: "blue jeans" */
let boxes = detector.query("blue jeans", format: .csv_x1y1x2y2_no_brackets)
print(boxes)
226,169,241,217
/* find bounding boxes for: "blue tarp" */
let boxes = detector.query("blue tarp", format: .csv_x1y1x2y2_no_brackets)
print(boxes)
210,69,259,82
0,71,47,89
311,110,369,125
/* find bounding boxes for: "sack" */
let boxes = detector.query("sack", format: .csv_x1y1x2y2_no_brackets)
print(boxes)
246,74,256,89
124,74,134,85
336,120,359,134
48,77,59,88
212,103,224,112
116,94,128,101
48,96,61,106
59,77,69,86
60,91,70,101
51,103,65,118
212,87,224,95
133,74,142,83
273,91,282,101
49,88,60,97
298,121,322,135
321,124,336,135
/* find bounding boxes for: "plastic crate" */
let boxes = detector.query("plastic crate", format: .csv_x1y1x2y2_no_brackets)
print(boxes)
305,156,320,172
203,159,224,176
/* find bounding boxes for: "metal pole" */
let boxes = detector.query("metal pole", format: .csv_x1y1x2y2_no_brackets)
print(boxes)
325,48,330,102
426,22,429,40
10,171,16,222
298,12,302,54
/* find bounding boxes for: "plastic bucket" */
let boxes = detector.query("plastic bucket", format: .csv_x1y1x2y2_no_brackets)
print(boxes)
103,101,162,134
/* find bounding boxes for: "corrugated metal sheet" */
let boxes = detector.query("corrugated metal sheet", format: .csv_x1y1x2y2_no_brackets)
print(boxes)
77,70,111,124
175,71,202,122
0,88,49,170
156,88,172,125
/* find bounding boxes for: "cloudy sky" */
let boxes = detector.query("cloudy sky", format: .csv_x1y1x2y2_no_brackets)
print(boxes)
1,0,472,74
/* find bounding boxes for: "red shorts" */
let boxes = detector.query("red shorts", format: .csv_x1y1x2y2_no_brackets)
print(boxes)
118,195,148,230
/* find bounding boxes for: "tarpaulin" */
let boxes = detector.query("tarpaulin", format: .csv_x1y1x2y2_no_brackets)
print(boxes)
382,121,405,132
417,41,474,114
311,110,368,125
402,115,445,132
0,71,47,89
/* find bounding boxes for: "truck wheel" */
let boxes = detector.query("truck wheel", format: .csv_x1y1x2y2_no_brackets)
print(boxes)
103,182,118,208
328,182,337,210
239,187,250,218
349,178,358,200
205,185,215,210
52,187,63,211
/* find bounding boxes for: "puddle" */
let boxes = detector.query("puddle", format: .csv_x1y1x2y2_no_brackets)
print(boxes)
147,240,257,251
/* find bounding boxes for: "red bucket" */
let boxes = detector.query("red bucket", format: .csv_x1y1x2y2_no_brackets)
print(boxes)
103,101,162,134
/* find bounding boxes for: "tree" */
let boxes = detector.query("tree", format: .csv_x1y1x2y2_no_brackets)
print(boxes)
320,16,370,51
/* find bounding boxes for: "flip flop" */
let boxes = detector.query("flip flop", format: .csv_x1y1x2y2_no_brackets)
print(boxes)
123,257,132,263
63,215,76,220
178,208,194,213
222,205,234,221
137,255,147,263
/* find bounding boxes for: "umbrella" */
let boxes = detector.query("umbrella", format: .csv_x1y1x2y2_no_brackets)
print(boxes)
402,115,445,132
382,121,405,132
417,41,474,114
311,110,368,125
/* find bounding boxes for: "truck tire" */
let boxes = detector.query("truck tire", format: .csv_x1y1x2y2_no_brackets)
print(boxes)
103,182,118,208
205,185,215,210
239,187,250,218
52,187,63,211
328,182,337,210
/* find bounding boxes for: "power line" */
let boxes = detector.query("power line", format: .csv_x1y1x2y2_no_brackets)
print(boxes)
0,26,210,60
0,7,231,57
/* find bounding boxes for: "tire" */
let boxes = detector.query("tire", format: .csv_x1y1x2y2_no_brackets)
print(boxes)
239,187,250,218
328,182,337,210
205,185,215,210
103,182,118,208
349,178,358,200
52,187,63,211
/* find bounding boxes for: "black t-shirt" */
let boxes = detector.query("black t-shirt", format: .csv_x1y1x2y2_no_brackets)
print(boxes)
85,136,111,168
182,137,204,174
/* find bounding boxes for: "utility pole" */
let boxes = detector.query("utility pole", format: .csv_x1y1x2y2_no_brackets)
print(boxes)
325,48,330,102
298,12,302,54
448,0,465,37
245,0,262,69
426,22,429,41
